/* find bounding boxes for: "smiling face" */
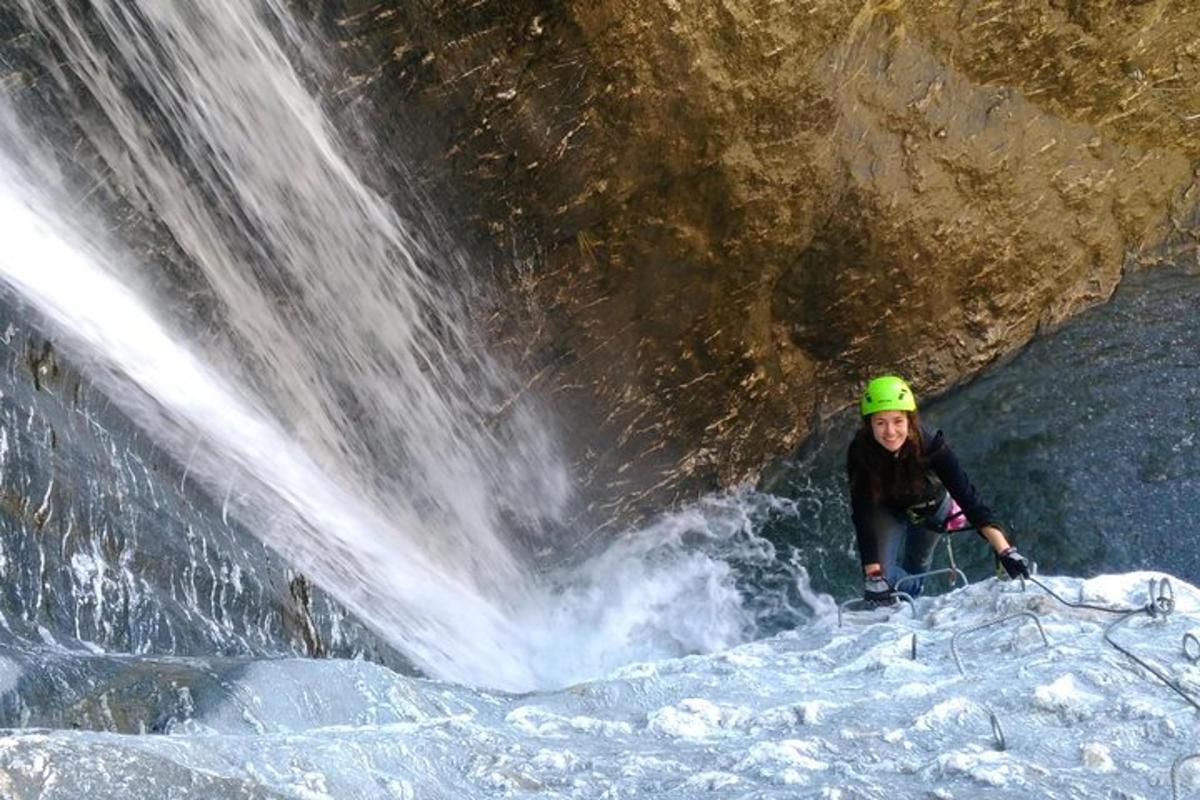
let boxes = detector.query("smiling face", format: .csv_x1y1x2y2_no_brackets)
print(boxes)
870,410,909,453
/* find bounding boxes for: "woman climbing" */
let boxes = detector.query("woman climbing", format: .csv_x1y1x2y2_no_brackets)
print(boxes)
847,375,1031,604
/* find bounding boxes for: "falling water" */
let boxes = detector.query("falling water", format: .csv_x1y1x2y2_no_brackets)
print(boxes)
0,0,572,688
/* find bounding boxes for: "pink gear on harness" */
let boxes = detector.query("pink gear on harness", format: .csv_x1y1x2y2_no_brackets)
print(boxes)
944,498,967,531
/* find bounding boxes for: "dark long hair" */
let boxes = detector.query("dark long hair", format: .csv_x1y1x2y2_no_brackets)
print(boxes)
849,410,927,504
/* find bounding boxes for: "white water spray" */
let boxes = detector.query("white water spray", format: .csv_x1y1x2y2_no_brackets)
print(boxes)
0,176,551,687
8,0,575,582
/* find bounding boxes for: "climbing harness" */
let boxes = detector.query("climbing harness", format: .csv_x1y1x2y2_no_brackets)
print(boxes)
924,520,979,592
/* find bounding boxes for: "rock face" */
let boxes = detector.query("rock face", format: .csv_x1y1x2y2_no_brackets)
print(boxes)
0,294,409,673
316,0,1200,526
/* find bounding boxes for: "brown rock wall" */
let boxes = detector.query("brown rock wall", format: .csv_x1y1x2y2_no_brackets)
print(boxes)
318,0,1200,529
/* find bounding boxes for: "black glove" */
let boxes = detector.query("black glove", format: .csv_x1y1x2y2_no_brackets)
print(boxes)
998,546,1030,579
863,572,895,605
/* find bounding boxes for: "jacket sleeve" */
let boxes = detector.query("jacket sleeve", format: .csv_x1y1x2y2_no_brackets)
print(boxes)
925,429,999,529
846,442,883,566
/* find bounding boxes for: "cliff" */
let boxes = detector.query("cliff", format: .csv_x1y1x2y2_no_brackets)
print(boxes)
316,0,1200,526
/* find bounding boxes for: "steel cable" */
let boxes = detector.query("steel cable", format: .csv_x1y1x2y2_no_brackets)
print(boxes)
1025,576,1200,711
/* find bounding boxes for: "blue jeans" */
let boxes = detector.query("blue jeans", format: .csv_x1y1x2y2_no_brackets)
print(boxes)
878,494,956,598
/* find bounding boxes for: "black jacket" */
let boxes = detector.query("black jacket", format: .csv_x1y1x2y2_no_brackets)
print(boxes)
846,424,998,565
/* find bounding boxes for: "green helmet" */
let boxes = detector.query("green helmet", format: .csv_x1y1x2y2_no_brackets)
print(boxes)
860,375,916,416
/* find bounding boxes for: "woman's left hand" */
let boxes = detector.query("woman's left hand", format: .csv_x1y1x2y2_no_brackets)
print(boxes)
998,546,1031,579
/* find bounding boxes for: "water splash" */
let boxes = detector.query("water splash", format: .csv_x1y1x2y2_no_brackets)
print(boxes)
522,489,834,685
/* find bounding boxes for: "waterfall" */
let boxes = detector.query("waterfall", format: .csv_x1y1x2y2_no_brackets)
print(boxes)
0,0,571,689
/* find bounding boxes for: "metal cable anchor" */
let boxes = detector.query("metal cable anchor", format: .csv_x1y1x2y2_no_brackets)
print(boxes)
1172,753,1200,800
987,708,1006,751
1183,632,1200,665
1148,577,1175,618
1103,579,1200,712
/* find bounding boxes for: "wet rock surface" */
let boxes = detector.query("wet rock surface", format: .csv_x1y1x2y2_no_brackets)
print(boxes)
0,293,408,672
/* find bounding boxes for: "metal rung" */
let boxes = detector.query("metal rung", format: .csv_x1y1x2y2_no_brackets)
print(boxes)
894,567,969,595
951,611,1050,676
